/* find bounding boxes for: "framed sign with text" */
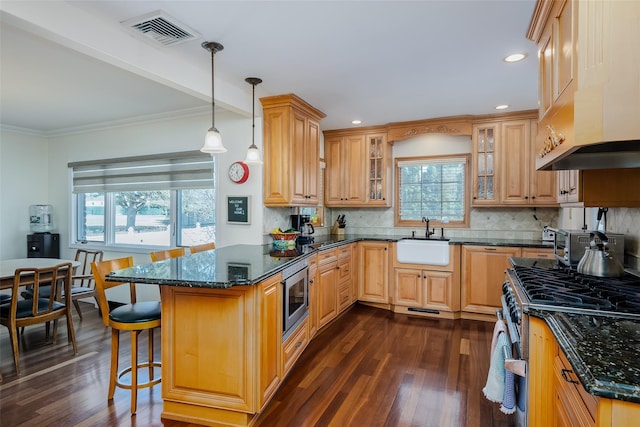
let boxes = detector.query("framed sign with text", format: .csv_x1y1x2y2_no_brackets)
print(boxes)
227,196,250,224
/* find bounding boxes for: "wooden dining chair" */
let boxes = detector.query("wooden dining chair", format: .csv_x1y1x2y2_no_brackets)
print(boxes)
91,257,161,415
0,262,78,374
189,242,215,254
20,249,104,320
149,247,185,262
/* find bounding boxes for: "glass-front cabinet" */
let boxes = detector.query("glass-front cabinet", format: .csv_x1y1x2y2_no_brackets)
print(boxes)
324,130,391,207
472,123,499,206
367,134,390,206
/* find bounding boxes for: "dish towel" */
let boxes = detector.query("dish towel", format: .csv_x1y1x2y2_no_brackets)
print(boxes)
482,330,516,414
490,318,508,354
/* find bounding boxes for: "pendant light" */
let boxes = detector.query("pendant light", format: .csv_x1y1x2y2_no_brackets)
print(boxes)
244,77,263,164
200,41,227,154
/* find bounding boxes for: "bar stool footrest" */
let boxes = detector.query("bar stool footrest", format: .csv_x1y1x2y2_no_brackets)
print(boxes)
116,361,162,391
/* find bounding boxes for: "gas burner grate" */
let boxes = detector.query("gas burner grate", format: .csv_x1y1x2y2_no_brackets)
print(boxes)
513,265,640,316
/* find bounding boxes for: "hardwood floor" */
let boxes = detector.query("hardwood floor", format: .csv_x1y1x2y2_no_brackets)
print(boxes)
1,302,514,427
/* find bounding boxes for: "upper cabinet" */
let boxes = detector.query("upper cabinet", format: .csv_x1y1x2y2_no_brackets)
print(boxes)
472,115,558,207
324,128,391,207
261,94,326,207
528,0,640,169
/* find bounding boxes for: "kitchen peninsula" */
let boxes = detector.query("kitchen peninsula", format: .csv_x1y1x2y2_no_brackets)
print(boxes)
107,235,640,426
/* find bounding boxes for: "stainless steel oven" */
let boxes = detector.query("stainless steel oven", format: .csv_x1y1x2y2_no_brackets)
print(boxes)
282,258,309,341
499,272,528,427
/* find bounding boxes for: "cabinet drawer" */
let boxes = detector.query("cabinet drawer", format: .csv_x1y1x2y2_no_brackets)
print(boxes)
337,258,351,283
282,319,308,375
337,246,351,260
317,249,337,266
553,352,596,427
337,282,351,313
522,247,554,259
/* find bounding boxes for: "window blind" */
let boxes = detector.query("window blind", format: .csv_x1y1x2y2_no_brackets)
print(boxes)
69,151,214,193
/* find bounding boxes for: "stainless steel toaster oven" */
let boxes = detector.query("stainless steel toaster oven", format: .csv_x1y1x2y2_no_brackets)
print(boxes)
554,229,625,267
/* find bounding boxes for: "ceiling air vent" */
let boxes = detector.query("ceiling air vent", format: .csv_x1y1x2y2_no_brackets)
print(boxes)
122,10,200,47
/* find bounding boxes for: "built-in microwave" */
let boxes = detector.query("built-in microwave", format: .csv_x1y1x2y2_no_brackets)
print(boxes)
554,229,625,267
282,258,309,341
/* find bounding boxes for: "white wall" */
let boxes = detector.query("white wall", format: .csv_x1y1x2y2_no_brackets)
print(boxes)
0,129,50,259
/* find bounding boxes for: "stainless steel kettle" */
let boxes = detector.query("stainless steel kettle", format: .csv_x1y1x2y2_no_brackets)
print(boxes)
576,231,625,277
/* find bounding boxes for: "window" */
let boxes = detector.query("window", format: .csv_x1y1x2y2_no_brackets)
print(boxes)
70,151,215,250
395,155,470,228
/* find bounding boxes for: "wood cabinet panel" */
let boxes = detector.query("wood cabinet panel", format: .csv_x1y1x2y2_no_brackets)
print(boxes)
394,268,422,306
258,274,282,409
529,316,557,427
308,254,318,339
317,257,338,329
161,285,256,413
461,245,521,314
358,241,389,304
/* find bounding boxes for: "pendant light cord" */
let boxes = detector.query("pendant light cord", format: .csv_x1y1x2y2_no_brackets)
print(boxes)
210,50,215,129
251,82,255,146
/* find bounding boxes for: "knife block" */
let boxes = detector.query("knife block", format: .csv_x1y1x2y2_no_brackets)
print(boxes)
331,221,345,236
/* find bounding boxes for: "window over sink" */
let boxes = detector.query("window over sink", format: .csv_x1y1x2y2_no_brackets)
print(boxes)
395,154,470,228
69,151,216,251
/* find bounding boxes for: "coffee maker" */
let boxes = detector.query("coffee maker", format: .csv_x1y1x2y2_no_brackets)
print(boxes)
290,214,315,245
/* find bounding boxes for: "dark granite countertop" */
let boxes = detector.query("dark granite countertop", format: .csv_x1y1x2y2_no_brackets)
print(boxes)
529,309,640,404
107,234,552,287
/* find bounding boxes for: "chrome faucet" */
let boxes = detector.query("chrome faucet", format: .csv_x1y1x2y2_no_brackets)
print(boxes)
422,217,435,239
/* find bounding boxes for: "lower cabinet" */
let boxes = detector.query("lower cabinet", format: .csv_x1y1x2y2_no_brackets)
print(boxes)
522,247,554,259
461,245,522,316
317,250,338,329
394,268,458,312
358,241,390,304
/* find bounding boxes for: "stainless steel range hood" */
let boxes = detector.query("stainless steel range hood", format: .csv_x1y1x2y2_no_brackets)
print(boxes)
540,141,640,171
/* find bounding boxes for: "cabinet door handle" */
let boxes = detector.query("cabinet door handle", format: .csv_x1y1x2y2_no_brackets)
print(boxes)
484,247,497,251
561,368,579,384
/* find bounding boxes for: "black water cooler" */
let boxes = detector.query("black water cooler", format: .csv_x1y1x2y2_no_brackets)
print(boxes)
27,233,60,258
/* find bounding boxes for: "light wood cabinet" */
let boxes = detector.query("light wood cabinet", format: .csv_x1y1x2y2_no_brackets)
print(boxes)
394,268,458,312
529,316,559,427
325,134,367,205
557,169,582,204
472,123,499,205
473,117,557,207
358,241,389,304
317,250,338,329
307,254,318,339
324,129,391,207
261,94,325,207
461,245,521,315
501,119,557,206
336,245,353,313
522,247,555,260
258,274,282,409
281,318,308,377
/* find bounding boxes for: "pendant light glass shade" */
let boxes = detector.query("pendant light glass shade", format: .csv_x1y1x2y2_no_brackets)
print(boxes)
201,42,227,154
243,77,263,165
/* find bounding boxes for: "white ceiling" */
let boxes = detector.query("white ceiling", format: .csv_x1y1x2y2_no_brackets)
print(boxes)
0,0,539,135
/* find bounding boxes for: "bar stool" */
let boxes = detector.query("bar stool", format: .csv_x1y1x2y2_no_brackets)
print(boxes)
91,257,161,415
189,242,215,254
149,247,185,262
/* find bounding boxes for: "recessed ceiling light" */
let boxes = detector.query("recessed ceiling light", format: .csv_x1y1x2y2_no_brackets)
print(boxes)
504,53,527,63
351,120,362,125
495,104,510,110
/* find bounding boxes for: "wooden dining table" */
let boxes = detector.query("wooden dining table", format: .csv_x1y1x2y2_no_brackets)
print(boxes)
0,258,80,291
